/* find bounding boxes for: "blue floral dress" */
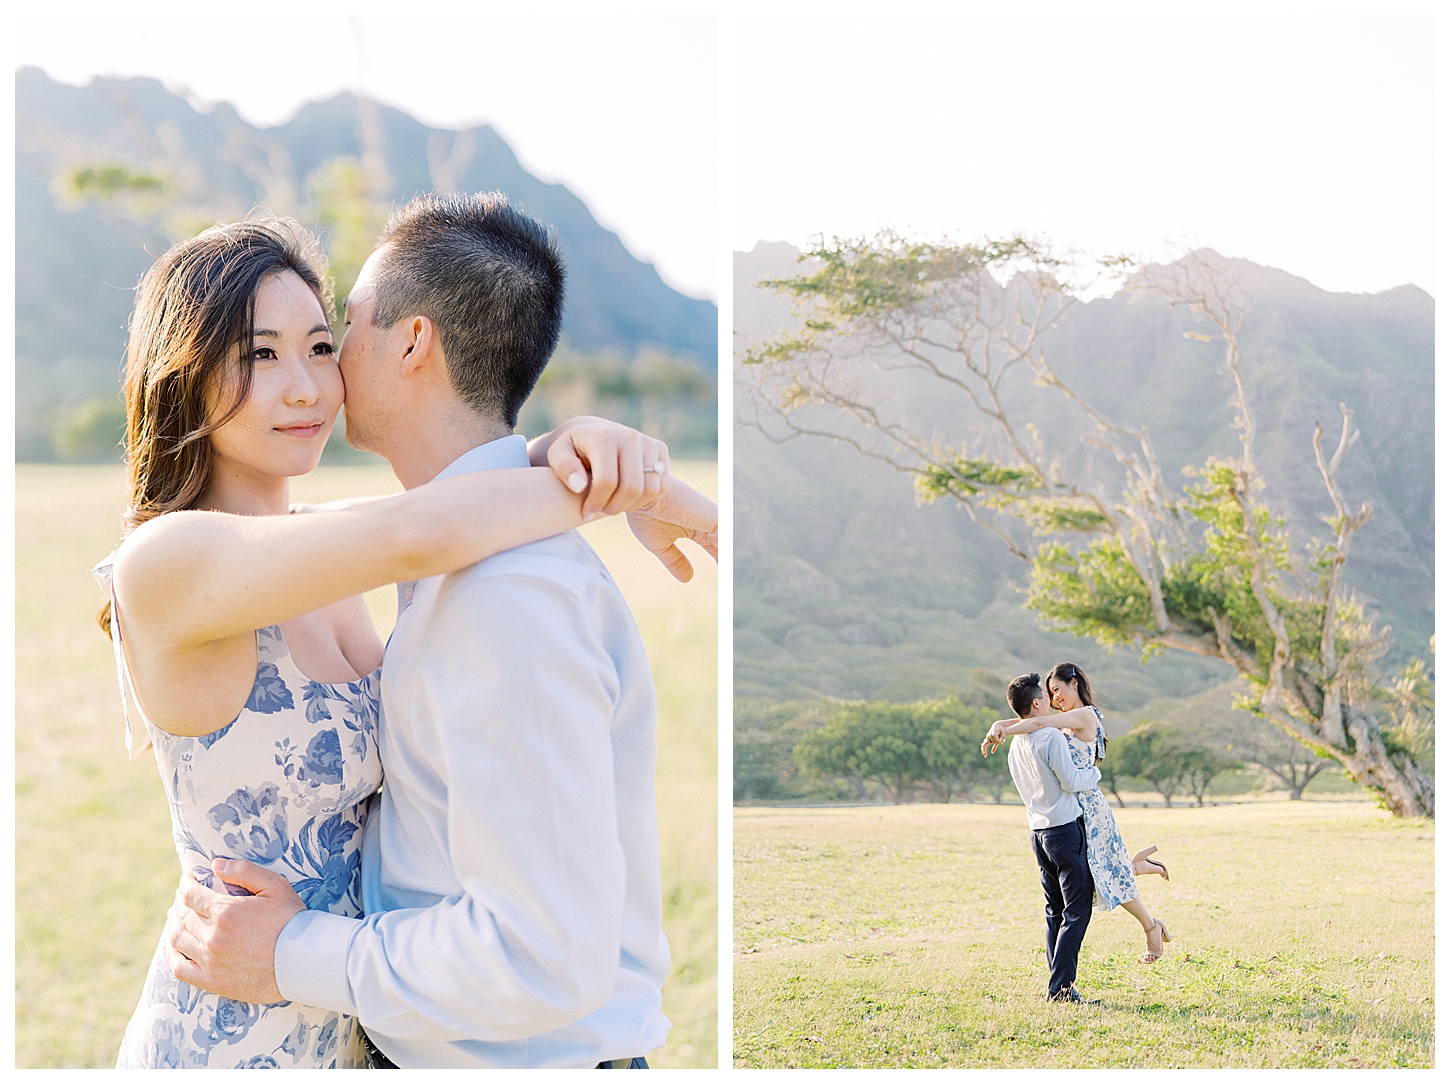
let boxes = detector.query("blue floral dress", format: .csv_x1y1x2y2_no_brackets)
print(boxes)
96,559,381,1069
1068,707,1139,912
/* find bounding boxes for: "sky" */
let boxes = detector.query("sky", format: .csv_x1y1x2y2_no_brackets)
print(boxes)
9,5,1439,301
725,3,1436,297
13,1,718,301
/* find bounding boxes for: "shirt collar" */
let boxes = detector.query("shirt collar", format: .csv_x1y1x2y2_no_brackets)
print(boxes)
431,434,530,482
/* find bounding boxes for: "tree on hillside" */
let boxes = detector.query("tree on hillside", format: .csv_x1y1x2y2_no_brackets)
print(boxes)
741,237,1433,817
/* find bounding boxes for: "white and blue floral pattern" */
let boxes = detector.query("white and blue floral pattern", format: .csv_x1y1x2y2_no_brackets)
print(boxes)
1067,707,1140,912
110,619,381,1069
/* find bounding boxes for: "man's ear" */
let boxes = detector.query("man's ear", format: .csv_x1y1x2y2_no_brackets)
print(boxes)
398,315,439,376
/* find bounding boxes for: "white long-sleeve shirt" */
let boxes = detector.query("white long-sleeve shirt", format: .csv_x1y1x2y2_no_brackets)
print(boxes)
1007,726,1102,830
273,436,671,1068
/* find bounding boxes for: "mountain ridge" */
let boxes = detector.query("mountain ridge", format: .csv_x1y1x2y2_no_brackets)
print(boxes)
16,67,717,459
734,240,1433,715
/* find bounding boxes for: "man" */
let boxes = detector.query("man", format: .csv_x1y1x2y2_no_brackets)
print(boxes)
166,192,716,1068
991,673,1103,1004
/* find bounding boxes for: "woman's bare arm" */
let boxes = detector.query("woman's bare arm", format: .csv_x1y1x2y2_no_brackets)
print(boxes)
115,468,591,652
994,716,1051,736
1052,705,1101,742
982,715,1049,756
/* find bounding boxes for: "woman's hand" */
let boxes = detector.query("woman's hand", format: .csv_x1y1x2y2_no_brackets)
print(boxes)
982,720,1008,756
532,417,671,519
625,475,718,582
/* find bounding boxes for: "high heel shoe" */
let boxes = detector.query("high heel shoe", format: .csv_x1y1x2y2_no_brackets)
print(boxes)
1140,918,1171,964
1132,844,1169,880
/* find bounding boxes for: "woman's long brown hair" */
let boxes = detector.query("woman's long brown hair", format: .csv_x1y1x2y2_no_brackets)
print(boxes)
1048,661,1104,760
98,218,332,637
1048,661,1095,708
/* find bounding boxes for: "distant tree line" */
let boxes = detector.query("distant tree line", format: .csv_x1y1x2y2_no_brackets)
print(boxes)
793,698,1011,804
735,693,1353,807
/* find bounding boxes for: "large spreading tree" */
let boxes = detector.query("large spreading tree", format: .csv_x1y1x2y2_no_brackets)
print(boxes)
741,236,1432,818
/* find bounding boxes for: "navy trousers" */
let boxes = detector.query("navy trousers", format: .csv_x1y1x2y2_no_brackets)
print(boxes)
1030,816,1095,997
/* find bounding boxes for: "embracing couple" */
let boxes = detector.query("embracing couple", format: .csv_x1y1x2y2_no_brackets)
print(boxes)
94,192,717,1068
982,664,1174,1004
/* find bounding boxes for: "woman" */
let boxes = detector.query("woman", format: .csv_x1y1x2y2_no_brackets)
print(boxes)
93,218,715,1068
985,662,1173,964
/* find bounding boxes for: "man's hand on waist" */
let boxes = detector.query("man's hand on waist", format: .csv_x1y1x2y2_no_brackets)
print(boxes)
166,857,306,1004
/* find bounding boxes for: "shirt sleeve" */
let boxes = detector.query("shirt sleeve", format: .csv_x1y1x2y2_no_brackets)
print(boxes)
278,571,627,1043
1044,732,1102,794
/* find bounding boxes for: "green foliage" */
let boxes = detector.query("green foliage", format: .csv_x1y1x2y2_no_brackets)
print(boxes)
1021,500,1111,534
1026,540,1154,648
61,165,165,201
794,697,998,803
1109,720,1240,807
952,707,1016,803
916,457,1109,539
1019,456,1372,709
1381,656,1435,770
740,232,1062,369
914,456,1042,501
52,396,126,462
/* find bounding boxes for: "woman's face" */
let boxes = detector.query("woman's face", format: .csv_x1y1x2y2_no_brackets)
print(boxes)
1048,677,1082,712
208,270,341,480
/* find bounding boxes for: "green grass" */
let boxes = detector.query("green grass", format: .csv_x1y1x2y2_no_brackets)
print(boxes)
734,802,1433,1067
16,462,717,1068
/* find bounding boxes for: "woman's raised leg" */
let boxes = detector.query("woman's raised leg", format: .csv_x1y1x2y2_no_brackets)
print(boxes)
1121,897,1171,963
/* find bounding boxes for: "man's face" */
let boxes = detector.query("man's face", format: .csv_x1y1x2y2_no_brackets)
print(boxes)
1031,690,1051,717
337,247,391,452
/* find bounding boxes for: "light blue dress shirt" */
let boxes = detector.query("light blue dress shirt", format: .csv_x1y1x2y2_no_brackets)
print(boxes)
274,436,672,1068
1007,726,1102,830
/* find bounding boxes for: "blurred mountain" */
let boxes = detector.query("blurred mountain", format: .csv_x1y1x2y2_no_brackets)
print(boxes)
16,66,716,460
734,241,1433,719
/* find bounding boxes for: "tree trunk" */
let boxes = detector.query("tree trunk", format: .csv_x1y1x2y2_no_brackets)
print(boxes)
1340,707,1434,817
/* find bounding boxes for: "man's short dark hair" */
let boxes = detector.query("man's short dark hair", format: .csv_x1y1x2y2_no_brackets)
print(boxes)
370,191,565,427
1007,673,1044,719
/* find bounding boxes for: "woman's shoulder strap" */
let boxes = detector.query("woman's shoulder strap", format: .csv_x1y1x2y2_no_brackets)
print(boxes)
93,551,154,759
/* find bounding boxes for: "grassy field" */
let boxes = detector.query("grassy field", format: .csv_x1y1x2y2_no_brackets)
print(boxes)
734,801,1433,1068
15,461,717,1068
